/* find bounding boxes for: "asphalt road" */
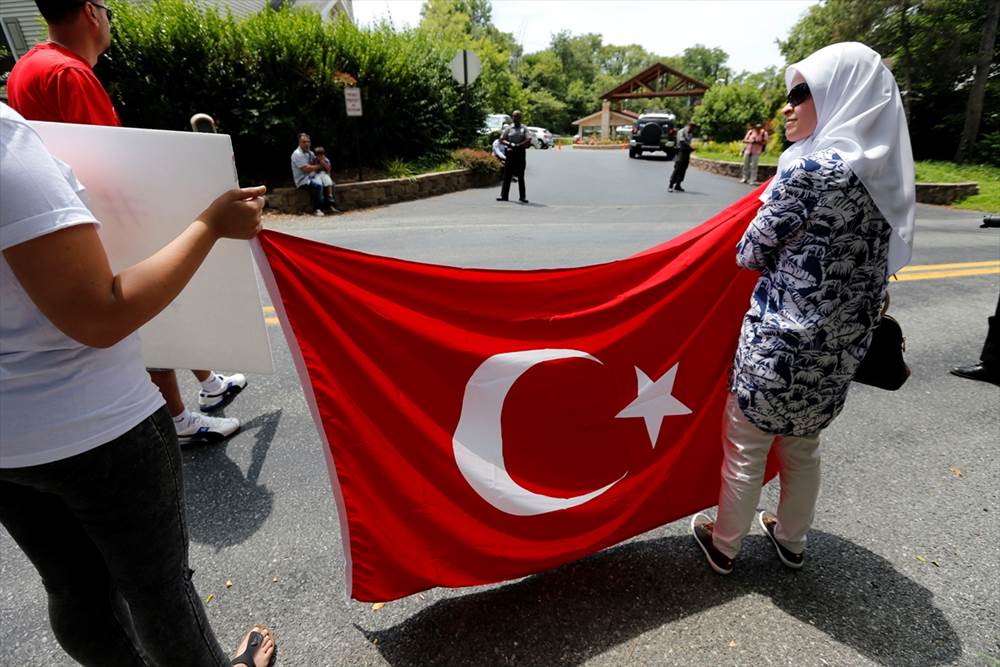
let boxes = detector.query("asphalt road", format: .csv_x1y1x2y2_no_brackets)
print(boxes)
3,149,998,666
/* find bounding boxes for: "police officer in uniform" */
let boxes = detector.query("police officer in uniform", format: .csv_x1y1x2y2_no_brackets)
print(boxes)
497,110,531,203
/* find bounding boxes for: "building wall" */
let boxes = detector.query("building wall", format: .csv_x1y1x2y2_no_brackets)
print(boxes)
0,0,46,59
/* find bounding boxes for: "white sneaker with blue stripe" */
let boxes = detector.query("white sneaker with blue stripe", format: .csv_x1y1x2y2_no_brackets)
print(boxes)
175,411,240,446
198,373,247,413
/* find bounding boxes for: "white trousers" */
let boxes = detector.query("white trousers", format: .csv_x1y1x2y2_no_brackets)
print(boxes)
712,393,821,559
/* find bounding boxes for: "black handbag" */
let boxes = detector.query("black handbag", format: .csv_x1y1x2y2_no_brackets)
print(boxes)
854,296,910,390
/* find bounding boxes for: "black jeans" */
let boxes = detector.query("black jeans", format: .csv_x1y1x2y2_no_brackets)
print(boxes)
299,181,335,212
670,151,691,187
0,407,230,666
500,152,526,200
981,290,1000,369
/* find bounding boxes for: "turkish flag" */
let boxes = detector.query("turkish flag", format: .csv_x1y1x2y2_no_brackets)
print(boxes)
255,192,768,602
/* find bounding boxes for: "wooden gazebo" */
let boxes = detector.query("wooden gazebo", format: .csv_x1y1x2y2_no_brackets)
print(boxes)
572,109,639,141
578,63,711,140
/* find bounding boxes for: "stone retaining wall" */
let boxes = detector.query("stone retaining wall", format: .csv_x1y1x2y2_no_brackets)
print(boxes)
690,155,777,180
691,155,980,205
572,143,628,150
912,182,980,205
266,168,501,213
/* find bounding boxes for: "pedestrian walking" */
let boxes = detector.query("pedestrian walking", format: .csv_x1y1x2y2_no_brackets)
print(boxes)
668,122,696,192
690,42,915,574
740,122,769,185
497,110,531,203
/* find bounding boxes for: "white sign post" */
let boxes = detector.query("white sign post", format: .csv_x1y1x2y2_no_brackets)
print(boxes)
449,50,481,87
450,51,481,139
344,87,363,117
343,86,364,180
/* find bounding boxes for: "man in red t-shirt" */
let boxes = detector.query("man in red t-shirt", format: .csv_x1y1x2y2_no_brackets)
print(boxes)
7,23,118,125
8,0,249,446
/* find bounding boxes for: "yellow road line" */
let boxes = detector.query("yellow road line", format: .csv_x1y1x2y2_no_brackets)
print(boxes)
895,267,1000,282
264,317,279,326
899,260,999,272
263,305,275,313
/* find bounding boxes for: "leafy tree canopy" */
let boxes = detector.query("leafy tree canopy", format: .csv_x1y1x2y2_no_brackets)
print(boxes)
778,0,999,163
692,83,769,141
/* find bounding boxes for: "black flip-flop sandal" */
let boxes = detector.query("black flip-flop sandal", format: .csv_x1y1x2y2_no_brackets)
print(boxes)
232,630,276,667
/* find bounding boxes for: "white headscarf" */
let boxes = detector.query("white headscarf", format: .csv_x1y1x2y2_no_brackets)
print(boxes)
761,42,915,274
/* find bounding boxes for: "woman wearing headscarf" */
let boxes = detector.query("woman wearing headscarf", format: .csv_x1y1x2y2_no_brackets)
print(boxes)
691,42,916,574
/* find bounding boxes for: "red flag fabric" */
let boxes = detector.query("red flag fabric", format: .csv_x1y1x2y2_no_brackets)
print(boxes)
255,191,769,602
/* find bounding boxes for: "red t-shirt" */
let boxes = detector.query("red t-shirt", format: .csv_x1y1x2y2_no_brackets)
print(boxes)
7,43,121,127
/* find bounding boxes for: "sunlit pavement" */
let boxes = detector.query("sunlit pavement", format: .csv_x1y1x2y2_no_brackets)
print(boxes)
3,149,997,666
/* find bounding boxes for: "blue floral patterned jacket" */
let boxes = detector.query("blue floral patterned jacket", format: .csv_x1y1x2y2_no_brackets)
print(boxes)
730,148,892,436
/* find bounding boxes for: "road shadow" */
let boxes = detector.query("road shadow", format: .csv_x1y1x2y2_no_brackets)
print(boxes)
181,410,280,551
359,531,960,667
667,190,708,197
635,154,674,162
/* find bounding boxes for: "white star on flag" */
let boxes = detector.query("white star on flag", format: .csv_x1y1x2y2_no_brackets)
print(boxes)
615,364,692,448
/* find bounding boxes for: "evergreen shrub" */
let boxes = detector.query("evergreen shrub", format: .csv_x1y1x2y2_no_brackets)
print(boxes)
102,0,486,186
451,148,501,176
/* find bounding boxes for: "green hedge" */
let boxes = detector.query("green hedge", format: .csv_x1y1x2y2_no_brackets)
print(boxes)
101,0,486,186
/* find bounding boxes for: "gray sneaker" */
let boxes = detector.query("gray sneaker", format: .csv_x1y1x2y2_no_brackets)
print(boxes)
757,511,804,569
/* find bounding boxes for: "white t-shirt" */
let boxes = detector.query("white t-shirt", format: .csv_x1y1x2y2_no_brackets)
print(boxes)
0,104,164,468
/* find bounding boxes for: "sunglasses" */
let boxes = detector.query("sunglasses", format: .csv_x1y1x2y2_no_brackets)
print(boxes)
786,82,811,107
86,0,113,22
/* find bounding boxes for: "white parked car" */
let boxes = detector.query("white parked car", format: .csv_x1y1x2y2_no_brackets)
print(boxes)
481,113,512,135
526,126,553,149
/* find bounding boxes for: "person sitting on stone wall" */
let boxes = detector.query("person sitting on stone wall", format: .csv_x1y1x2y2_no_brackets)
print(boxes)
290,133,337,216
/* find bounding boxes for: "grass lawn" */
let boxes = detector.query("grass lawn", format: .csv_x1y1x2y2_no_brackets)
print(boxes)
694,151,998,213
914,161,999,213
695,149,780,166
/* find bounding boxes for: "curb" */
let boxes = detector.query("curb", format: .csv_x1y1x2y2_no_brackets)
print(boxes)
690,155,777,180
690,156,980,205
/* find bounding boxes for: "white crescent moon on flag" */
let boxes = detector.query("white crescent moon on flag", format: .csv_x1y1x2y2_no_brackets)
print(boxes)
452,349,625,516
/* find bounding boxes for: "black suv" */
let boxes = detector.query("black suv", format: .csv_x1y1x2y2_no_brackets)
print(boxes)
628,112,677,159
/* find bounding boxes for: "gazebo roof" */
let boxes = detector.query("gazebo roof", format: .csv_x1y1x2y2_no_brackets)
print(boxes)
572,109,639,127
600,62,710,100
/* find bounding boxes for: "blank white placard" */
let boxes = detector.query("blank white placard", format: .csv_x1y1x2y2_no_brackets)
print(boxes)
30,121,274,374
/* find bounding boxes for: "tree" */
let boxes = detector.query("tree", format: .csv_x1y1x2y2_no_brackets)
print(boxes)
521,50,567,97
956,0,1000,162
691,83,768,141
418,0,492,39
599,43,657,79
416,0,524,117
732,66,786,117
779,0,1000,162
549,31,602,86
680,45,731,85
524,87,567,129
